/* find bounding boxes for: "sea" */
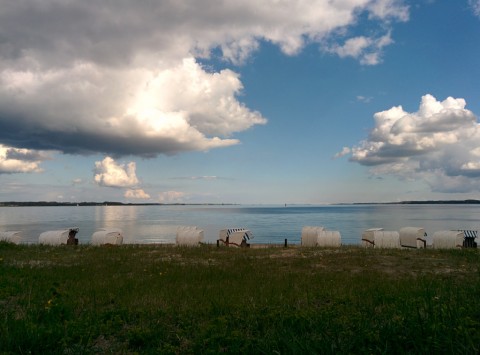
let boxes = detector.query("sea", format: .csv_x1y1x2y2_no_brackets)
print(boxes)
1,204,480,245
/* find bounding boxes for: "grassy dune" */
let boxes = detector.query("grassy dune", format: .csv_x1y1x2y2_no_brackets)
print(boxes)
1,243,479,354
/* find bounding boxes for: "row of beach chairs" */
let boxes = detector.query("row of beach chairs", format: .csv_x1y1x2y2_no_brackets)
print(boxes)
175,227,253,247
0,226,246,247
299,226,428,249
361,227,426,249
1,226,478,249
298,225,477,249
361,227,478,249
300,226,341,247
0,228,124,245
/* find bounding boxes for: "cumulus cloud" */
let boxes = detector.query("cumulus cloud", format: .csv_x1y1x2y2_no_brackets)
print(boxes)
0,58,260,156
158,191,186,203
338,94,480,192
94,156,139,188
0,0,408,157
0,144,48,174
125,189,151,200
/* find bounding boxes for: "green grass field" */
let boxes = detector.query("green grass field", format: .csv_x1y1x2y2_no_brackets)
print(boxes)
1,242,479,354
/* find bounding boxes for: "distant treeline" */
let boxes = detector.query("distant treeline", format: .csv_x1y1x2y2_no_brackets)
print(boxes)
1,200,480,207
0,202,235,207
352,199,480,205
394,199,480,204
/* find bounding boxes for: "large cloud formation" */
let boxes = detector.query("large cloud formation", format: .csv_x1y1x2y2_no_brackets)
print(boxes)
0,0,408,157
0,144,49,174
338,94,480,193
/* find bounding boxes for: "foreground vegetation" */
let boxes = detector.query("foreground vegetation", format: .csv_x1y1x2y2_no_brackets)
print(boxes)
1,243,479,354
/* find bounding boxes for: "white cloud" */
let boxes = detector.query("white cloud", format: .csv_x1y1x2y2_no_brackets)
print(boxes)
367,0,409,21
334,147,351,159
469,0,480,17
0,0,409,157
127,58,265,138
327,32,394,65
339,94,480,192
357,95,373,103
94,156,139,188
0,58,259,156
172,175,221,181
158,191,186,203
0,144,48,174
125,189,151,200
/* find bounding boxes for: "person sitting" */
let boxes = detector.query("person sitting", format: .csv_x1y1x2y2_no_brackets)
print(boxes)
67,229,78,245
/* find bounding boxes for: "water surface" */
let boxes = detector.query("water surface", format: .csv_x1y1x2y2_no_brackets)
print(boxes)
1,204,479,245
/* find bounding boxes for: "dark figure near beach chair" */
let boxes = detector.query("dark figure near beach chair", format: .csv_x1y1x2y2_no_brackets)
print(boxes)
67,229,79,245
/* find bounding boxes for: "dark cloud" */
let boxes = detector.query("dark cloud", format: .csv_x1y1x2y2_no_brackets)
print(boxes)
0,144,48,174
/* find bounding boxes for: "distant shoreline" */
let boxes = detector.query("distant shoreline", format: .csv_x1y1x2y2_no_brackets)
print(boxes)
0,202,239,207
1,200,480,207
347,199,480,205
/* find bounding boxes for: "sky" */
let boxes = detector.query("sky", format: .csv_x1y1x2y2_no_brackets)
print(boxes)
0,0,479,204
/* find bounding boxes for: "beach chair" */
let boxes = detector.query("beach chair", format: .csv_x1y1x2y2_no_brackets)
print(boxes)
432,231,463,249
462,230,478,248
361,228,383,247
317,230,341,247
301,226,324,246
39,228,79,245
218,228,252,247
176,226,204,246
0,231,22,244
373,231,400,249
91,228,124,245
399,227,427,249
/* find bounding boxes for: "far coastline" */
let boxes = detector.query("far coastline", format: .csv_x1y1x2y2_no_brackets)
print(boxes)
1,200,480,207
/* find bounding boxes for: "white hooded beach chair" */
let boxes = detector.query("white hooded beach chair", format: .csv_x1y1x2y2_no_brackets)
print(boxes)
39,228,79,245
91,228,124,245
316,230,341,247
373,230,400,249
361,228,383,247
176,226,204,246
432,231,464,249
301,226,325,247
0,231,22,244
399,227,427,249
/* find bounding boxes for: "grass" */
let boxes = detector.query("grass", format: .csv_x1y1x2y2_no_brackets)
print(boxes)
1,242,479,354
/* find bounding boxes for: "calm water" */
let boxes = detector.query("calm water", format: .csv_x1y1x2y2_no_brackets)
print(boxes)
1,204,480,245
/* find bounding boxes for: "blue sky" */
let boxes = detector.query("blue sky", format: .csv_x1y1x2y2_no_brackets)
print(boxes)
0,0,479,204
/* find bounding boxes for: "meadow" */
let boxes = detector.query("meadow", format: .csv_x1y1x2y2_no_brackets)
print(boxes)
1,242,479,354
